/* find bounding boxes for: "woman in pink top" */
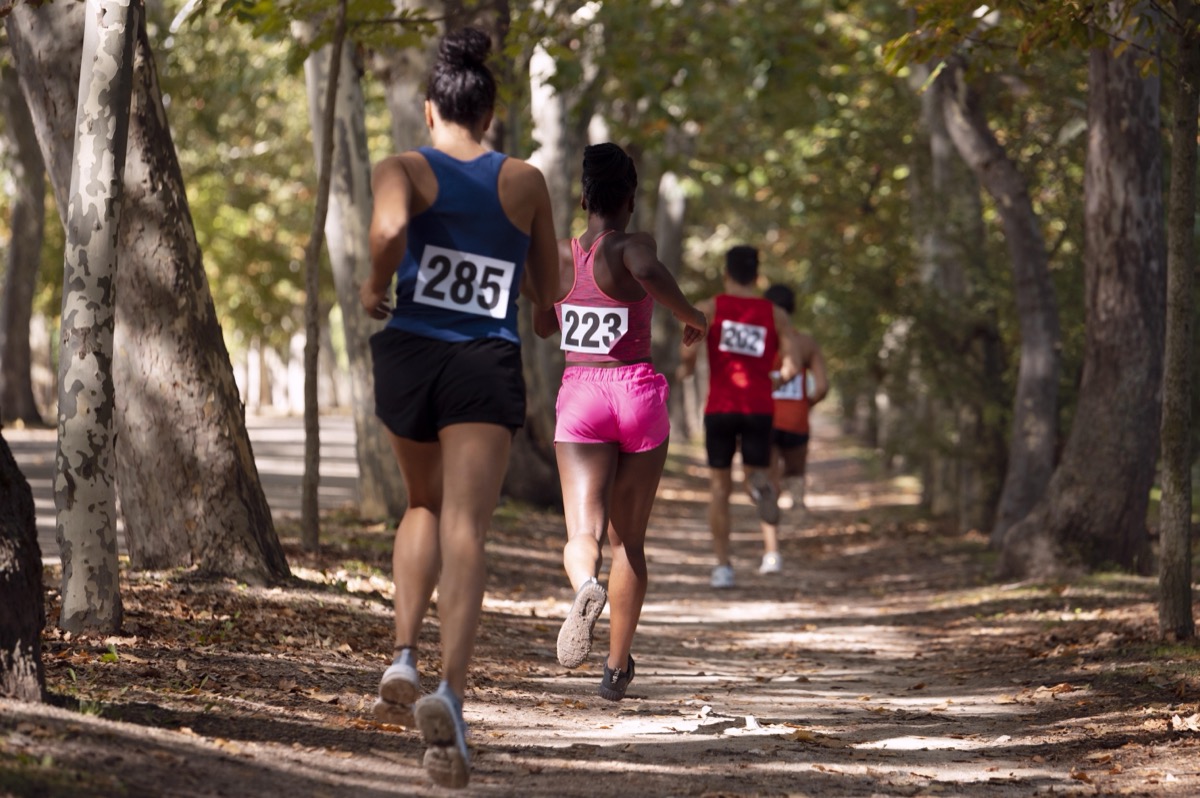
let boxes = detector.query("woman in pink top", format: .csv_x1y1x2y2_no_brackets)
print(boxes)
535,143,706,700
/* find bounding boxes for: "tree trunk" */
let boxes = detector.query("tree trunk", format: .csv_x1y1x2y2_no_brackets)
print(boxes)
1158,0,1199,641
55,0,139,634
0,61,47,427
503,25,570,505
300,26,405,521
1002,13,1165,579
938,56,1061,546
297,0,348,551
0,431,44,701
7,3,291,585
910,61,990,532
653,168,692,437
372,0,435,152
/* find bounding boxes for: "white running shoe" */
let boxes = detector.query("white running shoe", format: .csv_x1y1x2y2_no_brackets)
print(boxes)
711,564,735,589
759,552,782,574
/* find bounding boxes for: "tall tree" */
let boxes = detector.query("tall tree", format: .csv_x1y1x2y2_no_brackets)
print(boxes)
510,12,573,505
298,22,405,521
937,54,1061,546
6,1,290,584
1002,6,1165,577
1158,0,1199,640
297,0,348,550
55,0,138,633
0,57,47,427
0,431,44,701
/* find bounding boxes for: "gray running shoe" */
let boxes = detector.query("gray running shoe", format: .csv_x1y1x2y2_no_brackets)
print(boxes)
598,655,635,701
373,655,419,726
711,564,735,589
557,578,607,669
414,685,470,789
748,472,780,525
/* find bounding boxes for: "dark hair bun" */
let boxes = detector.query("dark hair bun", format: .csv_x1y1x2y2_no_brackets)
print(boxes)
439,27,491,69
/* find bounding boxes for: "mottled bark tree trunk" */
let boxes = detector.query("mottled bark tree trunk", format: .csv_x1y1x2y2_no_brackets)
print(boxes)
54,0,138,633
7,3,290,584
300,27,405,521
1002,12,1165,578
938,56,1061,546
1158,0,1199,641
0,61,47,427
0,432,44,701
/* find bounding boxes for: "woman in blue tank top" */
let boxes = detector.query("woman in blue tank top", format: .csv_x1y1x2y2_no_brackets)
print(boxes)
359,27,557,790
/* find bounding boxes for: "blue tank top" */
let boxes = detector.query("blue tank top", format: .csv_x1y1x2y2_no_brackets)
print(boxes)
385,147,531,344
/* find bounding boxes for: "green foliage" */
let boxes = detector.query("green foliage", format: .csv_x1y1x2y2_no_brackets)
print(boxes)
154,2,333,355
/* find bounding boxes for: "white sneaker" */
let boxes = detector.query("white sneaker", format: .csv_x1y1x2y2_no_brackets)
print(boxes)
759,552,782,574
711,564,735,589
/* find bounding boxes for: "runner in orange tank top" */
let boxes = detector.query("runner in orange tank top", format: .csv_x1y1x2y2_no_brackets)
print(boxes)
764,283,828,517
678,246,799,588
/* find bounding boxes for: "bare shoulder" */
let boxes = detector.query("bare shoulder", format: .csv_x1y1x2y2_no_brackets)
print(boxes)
499,157,548,193
792,329,823,359
625,231,657,249
374,151,426,179
373,151,435,209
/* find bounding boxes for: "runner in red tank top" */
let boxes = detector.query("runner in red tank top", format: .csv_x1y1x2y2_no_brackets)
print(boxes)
534,143,705,701
678,246,799,588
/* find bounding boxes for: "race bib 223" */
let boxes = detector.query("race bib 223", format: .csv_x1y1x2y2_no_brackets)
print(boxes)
559,304,629,355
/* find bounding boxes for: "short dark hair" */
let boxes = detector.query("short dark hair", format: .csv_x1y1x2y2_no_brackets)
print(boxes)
725,245,759,285
581,143,638,216
426,28,496,127
764,283,795,315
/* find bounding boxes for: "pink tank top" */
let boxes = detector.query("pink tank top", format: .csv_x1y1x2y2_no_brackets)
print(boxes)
554,231,653,363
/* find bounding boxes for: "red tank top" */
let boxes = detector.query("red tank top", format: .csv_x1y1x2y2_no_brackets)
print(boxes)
555,232,653,363
704,294,778,415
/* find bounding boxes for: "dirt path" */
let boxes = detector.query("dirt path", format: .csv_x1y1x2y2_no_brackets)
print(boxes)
3,415,1199,797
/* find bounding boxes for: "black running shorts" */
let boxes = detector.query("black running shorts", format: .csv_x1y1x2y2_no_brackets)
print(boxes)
370,328,526,442
771,429,810,450
703,412,774,469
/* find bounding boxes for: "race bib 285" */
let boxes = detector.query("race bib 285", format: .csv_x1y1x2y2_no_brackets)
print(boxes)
414,245,516,319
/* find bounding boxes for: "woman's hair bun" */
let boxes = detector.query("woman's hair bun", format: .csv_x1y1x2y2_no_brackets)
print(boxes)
439,27,491,69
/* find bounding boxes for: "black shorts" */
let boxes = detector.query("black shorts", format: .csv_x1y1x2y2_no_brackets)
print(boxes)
772,429,810,450
704,413,774,469
370,328,526,442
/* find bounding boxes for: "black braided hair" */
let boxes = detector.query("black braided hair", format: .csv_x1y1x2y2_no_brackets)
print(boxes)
426,28,496,127
581,142,638,216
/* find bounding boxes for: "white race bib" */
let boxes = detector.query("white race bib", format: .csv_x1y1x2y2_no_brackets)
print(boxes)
718,319,767,357
772,373,806,401
414,245,515,319
559,304,629,355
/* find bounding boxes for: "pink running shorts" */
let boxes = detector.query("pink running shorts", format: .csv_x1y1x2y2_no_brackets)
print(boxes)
554,362,670,453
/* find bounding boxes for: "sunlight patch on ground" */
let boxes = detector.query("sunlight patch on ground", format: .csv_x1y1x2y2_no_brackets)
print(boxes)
857,735,993,751
806,490,922,511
